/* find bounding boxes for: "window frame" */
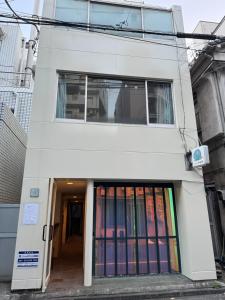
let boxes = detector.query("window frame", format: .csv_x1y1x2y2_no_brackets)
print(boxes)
55,72,176,128
54,0,175,41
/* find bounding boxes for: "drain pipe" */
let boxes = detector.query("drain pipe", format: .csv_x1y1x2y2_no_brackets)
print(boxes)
24,0,40,85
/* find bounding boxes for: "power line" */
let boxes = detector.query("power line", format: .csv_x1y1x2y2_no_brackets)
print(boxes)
0,12,224,43
4,0,39,34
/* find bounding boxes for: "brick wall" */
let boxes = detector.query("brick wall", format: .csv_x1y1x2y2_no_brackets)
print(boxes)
0,103,27,203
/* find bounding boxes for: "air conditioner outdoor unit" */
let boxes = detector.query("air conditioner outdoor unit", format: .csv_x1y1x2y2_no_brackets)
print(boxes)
217,190,225,202
191,145,210,167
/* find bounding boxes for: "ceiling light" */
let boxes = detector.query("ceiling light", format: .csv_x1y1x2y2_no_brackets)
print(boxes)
67,182,74,185
73,196,77,199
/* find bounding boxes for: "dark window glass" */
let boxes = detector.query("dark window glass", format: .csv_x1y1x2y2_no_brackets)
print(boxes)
87,78,146,125
95,240,104,276
56,74,85,120
148,239,158,273
158,238,169,273
155,188,166,237
95,186,105,238
148,82,174,124
136,187,146,237
138,239,148,274
106,187,115,238
90,3,142,38
116,187,126,238
127,239,137,274
145,188,156,237
117,240,126,275
106,240,115,276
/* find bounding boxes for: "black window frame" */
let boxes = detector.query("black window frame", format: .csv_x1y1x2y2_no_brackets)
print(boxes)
93,182,181,277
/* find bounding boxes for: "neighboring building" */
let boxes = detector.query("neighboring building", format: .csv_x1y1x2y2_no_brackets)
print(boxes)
12,0,216,292
0,23,33,132
190,17,225,260
0,103,27,281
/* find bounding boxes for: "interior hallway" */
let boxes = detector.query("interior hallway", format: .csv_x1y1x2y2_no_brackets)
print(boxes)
48,235,83,291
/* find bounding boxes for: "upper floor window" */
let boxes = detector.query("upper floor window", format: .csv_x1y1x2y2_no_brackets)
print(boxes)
56,73,175,126
55,0,88,23
90,3,142,38
55,0,174,39
143,9,174,39
56,73,85,119
87,77,146,124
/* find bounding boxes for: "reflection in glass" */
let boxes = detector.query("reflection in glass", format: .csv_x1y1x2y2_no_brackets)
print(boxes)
165,188,176,236
87,78,146,124
90,2,142,37
169,238,179,272
117,240,126,275
126,187,136,237
159,238,169,273
148,239,158,273
96,187,105,238
95,240,104,276
155,188,166,237
56,73,85,119
106,240,115,276
128,239,136,274
138,239,148,274
136,187,146,237
144,9,174,39
94,184,180,277
116,187,126,238
56,0,88,24
106,187,115,238
148,82,174,124
145,188,156,237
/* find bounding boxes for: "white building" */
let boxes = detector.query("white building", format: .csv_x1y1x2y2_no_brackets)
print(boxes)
0,23,33,132
11,0,216,292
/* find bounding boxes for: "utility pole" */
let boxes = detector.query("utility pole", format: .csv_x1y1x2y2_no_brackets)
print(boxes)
25,0,40,87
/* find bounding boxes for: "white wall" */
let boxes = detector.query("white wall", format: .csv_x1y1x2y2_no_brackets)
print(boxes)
11,1,216,290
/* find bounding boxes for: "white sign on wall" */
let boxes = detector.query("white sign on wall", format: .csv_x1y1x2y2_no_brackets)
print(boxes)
23,203,39,225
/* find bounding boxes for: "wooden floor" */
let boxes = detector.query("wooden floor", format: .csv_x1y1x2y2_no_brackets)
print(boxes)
48,234,84,291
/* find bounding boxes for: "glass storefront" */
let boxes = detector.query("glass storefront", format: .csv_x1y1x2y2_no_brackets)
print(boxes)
93,183,180,277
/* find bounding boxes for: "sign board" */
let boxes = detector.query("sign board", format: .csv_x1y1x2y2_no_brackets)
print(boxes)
23,203,39,225
17,251,39,268
192,145,210,167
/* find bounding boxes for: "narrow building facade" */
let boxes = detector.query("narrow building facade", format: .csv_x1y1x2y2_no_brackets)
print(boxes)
12,0,216,291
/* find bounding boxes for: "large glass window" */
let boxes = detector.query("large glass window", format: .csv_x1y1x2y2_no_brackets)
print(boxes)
148,81,174,125
56,73,174,126
90,3,142,37
143,9,174,39
87,78,146,124
93,183,180,277
56,73,86,120
55,0,88,24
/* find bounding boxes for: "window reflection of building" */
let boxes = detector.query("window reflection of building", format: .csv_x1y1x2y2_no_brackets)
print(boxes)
115,81,146,124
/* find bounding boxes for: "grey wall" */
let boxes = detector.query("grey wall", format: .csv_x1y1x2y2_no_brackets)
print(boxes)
0,204,19,281
0,103,27,203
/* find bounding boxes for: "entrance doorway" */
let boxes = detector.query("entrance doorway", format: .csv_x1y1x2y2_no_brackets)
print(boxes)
44,180,87,291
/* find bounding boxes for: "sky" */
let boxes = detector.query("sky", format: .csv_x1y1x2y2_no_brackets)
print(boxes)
0,0,224,39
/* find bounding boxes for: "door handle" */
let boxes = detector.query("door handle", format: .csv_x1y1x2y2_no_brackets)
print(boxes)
42,225,47,241
49,225,54,241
